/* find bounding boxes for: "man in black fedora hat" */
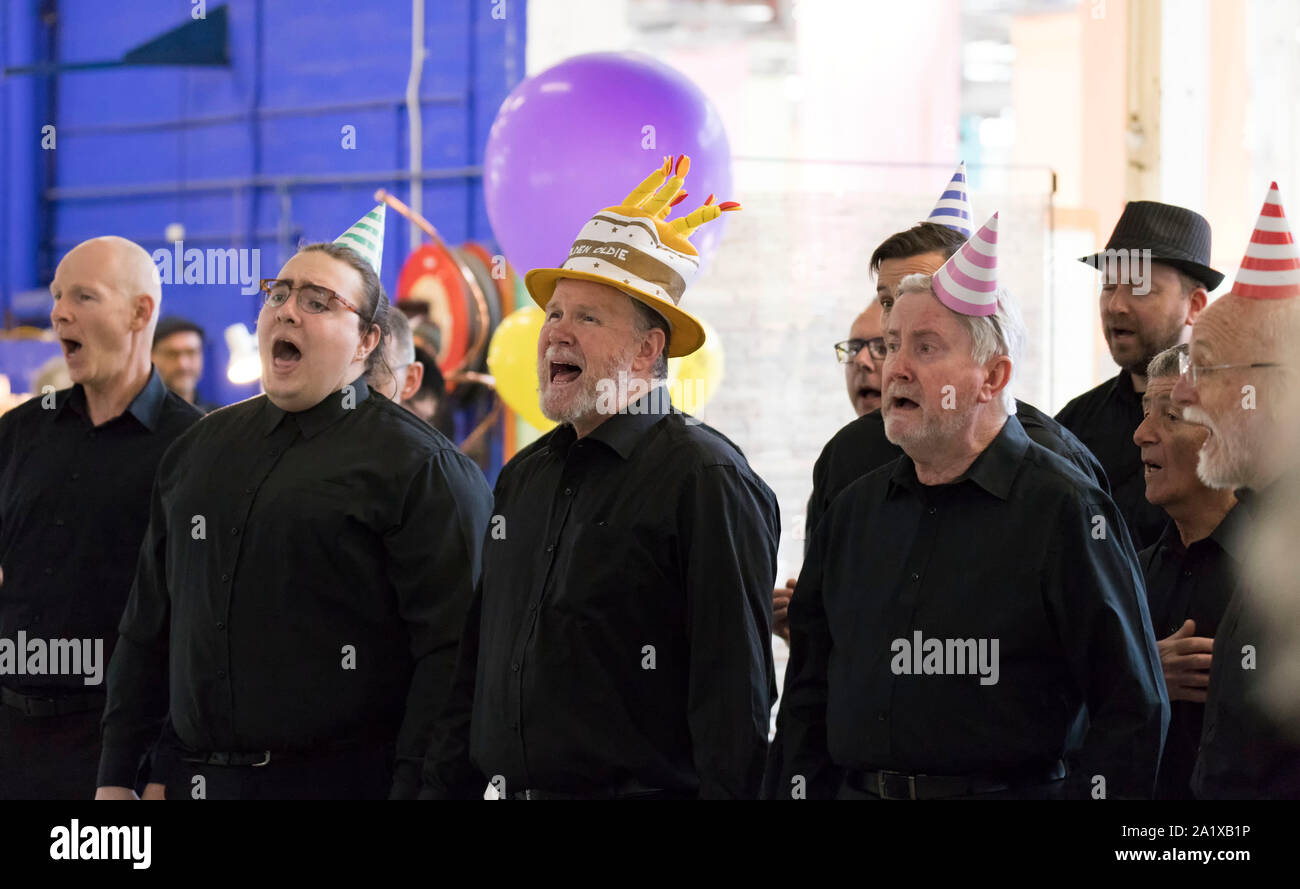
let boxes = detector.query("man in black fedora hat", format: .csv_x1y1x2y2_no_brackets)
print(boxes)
1057,202,1224,550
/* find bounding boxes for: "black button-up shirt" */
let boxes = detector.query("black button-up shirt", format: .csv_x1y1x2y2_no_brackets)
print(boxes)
98,377,492,798
775,415,1168,798
422,389,780,799
1138,508,1240,799
1057,370,1169,549
804,400,1107,545
0,369,201,693
1192,488,1300,798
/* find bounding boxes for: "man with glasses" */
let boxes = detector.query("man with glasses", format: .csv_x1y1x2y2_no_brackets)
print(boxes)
96,209,492,800
1171,183,1300,798
836,302,886,418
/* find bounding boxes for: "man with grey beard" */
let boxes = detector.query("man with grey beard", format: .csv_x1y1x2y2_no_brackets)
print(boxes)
421,157,780,799
1171,183,1300,797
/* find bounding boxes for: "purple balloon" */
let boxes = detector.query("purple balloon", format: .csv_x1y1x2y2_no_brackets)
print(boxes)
484,52,733,279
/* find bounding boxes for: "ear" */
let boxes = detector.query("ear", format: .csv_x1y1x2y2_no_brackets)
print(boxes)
979,355,1013,405
357,322,381,361
634,326,666,375
131,293,156,333
400,361,424,402
1185,287,1208,325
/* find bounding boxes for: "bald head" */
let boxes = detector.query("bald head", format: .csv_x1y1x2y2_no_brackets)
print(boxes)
50,236,161,392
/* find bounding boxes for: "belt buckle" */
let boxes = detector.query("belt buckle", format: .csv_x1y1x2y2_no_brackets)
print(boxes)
251,751,271,767
876,770,918,800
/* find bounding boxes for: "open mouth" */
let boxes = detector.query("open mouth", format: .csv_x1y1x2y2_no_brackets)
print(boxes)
271,337,303,371
1108,327,1135,339
890,395,921,411
61,338,82,357
857,387,881,403
1143,459,1163,477
549,361,582,384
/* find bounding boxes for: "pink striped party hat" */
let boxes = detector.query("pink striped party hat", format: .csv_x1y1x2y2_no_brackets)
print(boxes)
1233,182,1300,300
932,212,999,316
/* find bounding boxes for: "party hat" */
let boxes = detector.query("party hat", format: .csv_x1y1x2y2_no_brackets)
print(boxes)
334,205,386,277
932,212,999,316
524,154,739,357
1233,182,1300,300
926,162,973,237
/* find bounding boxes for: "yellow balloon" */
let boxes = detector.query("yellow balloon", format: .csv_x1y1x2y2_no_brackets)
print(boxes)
667,317,724,415
487,306,556,432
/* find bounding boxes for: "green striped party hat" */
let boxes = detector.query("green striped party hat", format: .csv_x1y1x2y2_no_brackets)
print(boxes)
333,205,386,276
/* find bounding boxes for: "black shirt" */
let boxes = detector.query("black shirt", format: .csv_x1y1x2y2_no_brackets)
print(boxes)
0,369,201,693
774,415,1168,799
1192,488,1300,798
804,400,1108,545
1138,508,1240,799
421,389,780,799
97,377,492,798
1057,371,1169,549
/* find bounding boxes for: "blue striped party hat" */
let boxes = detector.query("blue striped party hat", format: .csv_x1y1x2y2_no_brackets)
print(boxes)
926,162,973,237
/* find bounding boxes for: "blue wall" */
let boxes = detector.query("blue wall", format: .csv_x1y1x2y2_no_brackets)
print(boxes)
2,0,525,407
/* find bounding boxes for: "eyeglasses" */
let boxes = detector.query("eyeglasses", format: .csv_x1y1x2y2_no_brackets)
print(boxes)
834,337,887,364
259,278,365,318
1177,350,1280,386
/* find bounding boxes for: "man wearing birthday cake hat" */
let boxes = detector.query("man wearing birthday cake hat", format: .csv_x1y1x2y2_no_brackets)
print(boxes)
1172,182,1300,799
97,206,492,800
421,156,781,800
773,213,1167,799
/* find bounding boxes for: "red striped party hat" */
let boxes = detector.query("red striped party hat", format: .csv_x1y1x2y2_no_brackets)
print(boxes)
1234,182,1300,300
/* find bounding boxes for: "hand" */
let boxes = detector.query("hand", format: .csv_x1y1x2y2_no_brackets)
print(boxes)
95,786,139,800
1157,619,1214,703
772,577,797,644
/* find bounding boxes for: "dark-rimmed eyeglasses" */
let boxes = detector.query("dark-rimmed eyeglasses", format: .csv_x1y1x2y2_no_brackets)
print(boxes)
259,278,365,318
834,337,887,364
1177,351,1280,386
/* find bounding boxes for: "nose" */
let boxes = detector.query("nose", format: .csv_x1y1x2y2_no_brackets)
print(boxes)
853,346,876,372
1172,372,1196,407
50,296,71,328
883,349,910,387
1104,283,1133,317
1133,413,1157,448
274,295,303,326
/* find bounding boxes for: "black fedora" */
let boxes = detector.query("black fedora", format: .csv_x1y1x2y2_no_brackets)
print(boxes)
1079,201,1224,290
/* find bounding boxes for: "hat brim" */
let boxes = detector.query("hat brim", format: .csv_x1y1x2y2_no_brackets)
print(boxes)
1077,253,1225,291
523,267,705,358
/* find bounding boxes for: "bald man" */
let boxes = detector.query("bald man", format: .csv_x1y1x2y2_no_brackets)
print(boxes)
0,237,202,799
1172,291,1300,797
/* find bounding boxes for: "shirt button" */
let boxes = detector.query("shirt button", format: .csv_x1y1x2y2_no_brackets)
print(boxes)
217,670,227,679
231,527,239,536
564,487,574,496
54,518,64,527
928,507,936,515
910,572,919,581
71,472,80,480
877,711,887,722
221,573,230,582
216,622,226,631
511,722,520,731
44,567,53,576
512,662,520,672
545,544,555,553
529,604,538,614
244,487,254,495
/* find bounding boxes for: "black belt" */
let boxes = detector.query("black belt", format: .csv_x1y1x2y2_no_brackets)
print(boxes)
509,779,685,800
846,761,1067,800
179,739,391,769
0,686,105,718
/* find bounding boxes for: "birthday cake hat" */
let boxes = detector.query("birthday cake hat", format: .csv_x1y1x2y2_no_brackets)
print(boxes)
1233,182,1300,300
524,154,739,357
334,205,386,277
926,162,973,237
932,212,999,316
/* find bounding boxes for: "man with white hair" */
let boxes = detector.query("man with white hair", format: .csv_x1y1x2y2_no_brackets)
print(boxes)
1172,183,1300,798
0,236,202,799
774,216,1167,799
422,157,779,799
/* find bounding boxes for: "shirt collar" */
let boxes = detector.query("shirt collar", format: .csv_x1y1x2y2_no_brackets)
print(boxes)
548,384,676,461
260,374,371,439
1110,369,1141,406
889,414,1030,501
1206,501,1248,560
54,367,169,431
